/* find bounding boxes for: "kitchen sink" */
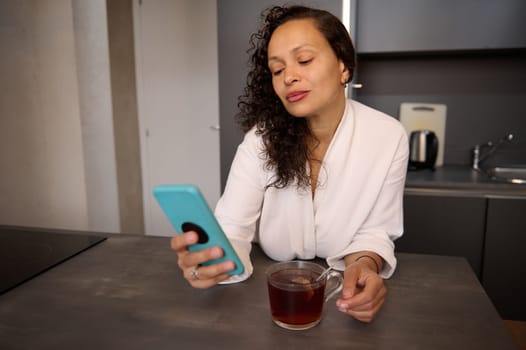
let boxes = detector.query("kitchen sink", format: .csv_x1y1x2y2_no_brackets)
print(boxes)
486,165,526,184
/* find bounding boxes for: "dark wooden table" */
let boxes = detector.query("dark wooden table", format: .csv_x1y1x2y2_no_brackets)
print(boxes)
0,235,518,349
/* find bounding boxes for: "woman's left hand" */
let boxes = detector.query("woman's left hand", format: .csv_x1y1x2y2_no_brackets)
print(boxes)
335,261,387,323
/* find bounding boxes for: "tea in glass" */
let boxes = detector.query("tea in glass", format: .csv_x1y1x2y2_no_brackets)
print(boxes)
266,261,343,330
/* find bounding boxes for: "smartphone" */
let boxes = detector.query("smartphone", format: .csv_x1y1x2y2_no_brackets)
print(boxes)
152,184,244,275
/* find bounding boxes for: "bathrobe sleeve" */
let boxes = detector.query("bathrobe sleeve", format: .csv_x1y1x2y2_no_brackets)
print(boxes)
214,128,267,283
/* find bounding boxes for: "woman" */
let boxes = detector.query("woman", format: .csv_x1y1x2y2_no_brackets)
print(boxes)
171,5,408,323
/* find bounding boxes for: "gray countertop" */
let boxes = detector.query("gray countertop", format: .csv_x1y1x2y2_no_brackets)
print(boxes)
0,234,518,350
406,165,526,197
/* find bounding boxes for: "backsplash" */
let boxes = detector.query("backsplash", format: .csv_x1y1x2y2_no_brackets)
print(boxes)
355,51,526,166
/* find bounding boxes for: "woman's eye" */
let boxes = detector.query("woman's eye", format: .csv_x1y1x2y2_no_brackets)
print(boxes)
299,58,313,65
272,69,283,76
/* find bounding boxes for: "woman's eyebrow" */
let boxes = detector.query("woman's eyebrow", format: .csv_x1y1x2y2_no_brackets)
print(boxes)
268,56,284,64
268,44,317,62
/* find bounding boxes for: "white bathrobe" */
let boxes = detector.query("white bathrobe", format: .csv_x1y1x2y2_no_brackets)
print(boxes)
215,99,409,282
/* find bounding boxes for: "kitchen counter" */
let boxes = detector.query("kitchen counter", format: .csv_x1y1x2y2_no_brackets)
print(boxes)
405,165,526,197
0,226,106,294
0,231,518,350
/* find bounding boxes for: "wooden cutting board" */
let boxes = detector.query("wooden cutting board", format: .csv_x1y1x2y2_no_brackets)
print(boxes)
399,103,447,167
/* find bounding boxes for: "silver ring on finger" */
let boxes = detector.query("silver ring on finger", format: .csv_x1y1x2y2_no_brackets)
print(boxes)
189,266,200,280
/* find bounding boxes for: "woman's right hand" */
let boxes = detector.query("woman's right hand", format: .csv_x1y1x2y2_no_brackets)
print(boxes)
170,230,235,288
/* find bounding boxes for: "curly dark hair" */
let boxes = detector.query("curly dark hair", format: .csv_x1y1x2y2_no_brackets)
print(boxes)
236,5,356,189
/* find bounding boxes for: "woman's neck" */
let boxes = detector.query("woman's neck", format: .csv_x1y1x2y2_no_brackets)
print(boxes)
307,97,346,145
306,97,346,196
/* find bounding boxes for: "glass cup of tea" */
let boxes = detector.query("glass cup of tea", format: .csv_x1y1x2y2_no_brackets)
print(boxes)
266,261,343,330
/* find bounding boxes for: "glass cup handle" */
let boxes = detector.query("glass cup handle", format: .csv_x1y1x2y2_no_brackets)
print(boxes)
324,271,343,303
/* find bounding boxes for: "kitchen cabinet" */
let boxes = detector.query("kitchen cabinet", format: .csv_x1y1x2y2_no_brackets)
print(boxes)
482,198,526,320
355,0,526,54
399,189,526,320
396,193,486,278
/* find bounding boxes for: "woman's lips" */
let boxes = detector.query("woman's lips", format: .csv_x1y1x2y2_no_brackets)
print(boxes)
286,90,309,102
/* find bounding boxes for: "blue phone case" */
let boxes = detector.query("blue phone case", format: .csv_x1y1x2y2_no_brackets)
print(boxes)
153,184,244,275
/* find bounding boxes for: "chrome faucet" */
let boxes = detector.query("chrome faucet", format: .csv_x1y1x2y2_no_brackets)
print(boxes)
472,133,514,171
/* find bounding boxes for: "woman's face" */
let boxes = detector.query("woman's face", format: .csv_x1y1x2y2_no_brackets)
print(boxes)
267,19,349,120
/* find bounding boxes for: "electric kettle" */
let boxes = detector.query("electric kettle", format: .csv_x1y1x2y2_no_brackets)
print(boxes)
408,130,439,170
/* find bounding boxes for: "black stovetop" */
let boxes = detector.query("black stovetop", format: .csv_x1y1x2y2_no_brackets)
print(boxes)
0,226,106,294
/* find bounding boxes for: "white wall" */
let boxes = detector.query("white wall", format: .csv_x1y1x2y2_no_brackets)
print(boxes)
0,0,120,233
72,0,120,233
